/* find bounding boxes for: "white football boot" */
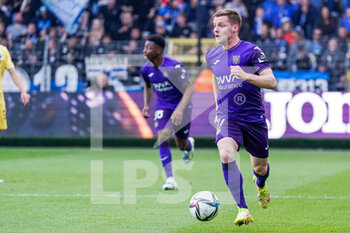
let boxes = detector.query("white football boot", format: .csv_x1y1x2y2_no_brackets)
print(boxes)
162,177,178,190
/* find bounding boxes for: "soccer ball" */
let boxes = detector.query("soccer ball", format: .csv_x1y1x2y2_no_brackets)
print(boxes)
189,191,220,221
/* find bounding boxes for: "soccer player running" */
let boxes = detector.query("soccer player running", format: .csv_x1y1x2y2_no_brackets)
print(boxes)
0,44,30,134
141,34,195,190
206,9,277,226
0,44,30,183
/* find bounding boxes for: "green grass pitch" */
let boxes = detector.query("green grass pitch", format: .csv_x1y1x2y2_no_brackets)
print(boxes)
0,147,349,232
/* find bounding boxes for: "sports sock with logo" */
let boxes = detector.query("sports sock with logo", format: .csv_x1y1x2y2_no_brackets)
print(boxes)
159,141,172,178
253,163,270,188
222,161,248,209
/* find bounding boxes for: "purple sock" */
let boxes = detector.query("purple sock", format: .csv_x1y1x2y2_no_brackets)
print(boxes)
185,138,192,151
222,161,248,209
253,164,270,188
159,141,172,178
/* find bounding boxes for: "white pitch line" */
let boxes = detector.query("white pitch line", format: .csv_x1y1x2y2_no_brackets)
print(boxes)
272,195,346,200
0,193,347,200
0,193,159,198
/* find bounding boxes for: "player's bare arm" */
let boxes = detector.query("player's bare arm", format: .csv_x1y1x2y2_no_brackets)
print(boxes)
230,66,277,90
211,74,219,124
171,78,194,126
8,68,30,105
142,82,153,118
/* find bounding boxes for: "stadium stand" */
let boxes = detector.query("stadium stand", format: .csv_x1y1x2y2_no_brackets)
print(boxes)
0,0,349,93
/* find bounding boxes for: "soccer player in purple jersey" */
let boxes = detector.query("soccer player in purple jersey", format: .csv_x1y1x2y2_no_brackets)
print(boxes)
141,34,195,190
206,9,277,226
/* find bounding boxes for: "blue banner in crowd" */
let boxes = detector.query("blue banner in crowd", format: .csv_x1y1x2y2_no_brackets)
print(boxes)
273,71,329,92
44,0,88,35
273,71,329,80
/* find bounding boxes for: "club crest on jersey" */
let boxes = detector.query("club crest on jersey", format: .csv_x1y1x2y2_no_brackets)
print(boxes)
232,55,240,64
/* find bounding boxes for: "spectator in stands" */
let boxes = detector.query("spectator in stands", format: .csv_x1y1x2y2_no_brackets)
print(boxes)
155,21,169,38
88,18,104,48
25,22,38,45
319,6,337,37
310,28,324,59
33,6,54,33
288,28,313,70
98,33,115,54
293,0,319,39
97,72,115,91
142,6,157,37
5,12,27,41
21,38,39,72
144,14,166,37
255,23,278,67
262,0,278,24
48,38,57,64
253,6,265,38
340,7,350,32
318,37,347,91
88,72,115,92
122,40,139,54
274,27,289,70
322,0,342,17
185,0,212,37
281,17,294,44
225,0,249,19
157,0,182,31
130,27,141,40
171,12,193,38
337,26,349,53
60,35,83,64
0,0,12,26
48,26,57,40
98,0,121,39
116,11,134,41
271,0,294,28
291,44,317,71
37,28,46,43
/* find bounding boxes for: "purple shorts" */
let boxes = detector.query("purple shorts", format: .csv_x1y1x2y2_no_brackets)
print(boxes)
154,105,192,138
216,118,269,158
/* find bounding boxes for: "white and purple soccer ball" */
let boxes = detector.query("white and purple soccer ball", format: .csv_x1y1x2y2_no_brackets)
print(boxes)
189,191,220,221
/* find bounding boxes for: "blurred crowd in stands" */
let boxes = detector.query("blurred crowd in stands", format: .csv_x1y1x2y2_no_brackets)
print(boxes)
0,0,349,91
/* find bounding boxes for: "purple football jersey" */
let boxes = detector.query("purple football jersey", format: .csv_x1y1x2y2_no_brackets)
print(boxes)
206,41,270,122
141,56,189,110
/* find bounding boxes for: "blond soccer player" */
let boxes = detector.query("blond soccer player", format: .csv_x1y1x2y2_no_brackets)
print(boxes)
0,44,30,133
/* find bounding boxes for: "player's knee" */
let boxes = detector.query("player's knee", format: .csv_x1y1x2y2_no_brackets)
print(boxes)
253,165,268,175
157,129,171,142
219,149,234,163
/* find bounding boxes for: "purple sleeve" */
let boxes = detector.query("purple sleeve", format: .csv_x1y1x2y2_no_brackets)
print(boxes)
250,46,270,74
169,63,190,85
141,66,151,85
205,51,212,70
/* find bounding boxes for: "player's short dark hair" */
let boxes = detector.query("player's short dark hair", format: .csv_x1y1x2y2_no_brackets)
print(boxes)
214,9,242,30
147,34,166,49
